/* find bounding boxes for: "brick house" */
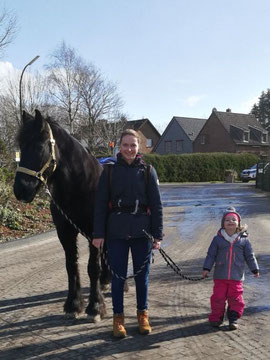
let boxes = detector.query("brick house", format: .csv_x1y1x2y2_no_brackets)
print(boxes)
124,119,161,154
154,116,207,154
193,108,270,157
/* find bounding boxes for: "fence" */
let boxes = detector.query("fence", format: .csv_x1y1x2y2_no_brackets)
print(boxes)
256,160,270,191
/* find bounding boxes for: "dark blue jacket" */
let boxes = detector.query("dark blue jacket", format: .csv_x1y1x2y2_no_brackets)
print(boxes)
93,154,163,240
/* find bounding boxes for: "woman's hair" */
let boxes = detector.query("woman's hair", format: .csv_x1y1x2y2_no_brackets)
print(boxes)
120,128,140,144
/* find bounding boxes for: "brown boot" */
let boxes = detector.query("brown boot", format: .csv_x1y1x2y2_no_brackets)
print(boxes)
137,310,152,335
113,313,127,338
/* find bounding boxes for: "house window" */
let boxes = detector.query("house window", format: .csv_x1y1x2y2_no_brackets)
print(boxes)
176,140,183,153
243,131,249,142
164,141,172,153
146,138,152,147
262,133,268,143
200,135,206,145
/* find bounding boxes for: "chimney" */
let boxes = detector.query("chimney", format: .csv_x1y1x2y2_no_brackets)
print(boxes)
212,107,217,112
226,108,231,112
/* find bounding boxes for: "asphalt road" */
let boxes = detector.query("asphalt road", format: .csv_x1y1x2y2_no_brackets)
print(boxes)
1,182,270,359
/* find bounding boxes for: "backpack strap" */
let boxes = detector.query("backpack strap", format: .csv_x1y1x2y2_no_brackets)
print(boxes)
144,164,152,214
144,164,152,188
104,163,152,210
103,163,114,209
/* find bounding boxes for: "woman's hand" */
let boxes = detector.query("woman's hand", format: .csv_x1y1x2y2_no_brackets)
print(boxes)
152,239,161,250
92,238,104,249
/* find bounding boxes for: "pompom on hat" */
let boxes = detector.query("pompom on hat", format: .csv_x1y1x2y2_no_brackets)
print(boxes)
221,206,241,228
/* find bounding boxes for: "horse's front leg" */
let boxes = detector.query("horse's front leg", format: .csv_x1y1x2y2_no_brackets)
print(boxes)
85,243,106,322
57,226,84,317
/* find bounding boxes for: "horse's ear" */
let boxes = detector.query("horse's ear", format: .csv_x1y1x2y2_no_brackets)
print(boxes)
35,109,42,118
34,109,46,131
22,111,34,124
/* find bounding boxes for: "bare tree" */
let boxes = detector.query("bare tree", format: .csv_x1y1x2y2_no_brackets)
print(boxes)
46,42,125,153
23,71,49,114
78,63,124,153
0,93,19,150
0,71,49,149
0,7,17,57
45,41,84,134
0,6,18,114
92,113,128,156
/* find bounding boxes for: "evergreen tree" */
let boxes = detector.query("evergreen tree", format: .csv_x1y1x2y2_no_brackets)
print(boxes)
251,89,270,131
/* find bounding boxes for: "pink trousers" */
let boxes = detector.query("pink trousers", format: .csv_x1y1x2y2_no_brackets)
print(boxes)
209,279,245,322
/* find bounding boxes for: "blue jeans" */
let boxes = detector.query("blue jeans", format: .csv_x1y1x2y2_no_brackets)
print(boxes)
107,236,152,314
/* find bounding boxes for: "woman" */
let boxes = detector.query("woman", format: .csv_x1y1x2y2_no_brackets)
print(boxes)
93,129,163,337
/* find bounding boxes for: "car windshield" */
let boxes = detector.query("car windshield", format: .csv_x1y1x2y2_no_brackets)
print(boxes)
249,164,257,170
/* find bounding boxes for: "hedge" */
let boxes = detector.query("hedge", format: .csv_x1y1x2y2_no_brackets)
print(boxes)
143,152,259,182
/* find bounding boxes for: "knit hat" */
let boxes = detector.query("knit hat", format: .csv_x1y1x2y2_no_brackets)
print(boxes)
221,207,241,228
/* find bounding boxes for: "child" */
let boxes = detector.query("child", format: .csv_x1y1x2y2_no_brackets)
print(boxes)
202,207,259,330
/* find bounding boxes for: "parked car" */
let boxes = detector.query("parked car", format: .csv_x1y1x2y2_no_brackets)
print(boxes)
97,156,116,165
240,164,257,182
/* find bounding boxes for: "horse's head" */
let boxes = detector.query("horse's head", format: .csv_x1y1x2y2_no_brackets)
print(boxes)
14,110,57,203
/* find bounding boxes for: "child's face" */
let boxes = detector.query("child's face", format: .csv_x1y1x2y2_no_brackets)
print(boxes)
224,215,239,234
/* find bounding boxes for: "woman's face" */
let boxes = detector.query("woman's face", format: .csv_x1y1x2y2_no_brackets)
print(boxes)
120,135,139,164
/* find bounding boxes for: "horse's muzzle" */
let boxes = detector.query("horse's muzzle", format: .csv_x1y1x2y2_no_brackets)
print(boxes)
13,175,40,203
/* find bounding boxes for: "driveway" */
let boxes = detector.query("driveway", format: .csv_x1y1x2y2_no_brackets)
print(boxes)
0,182,270,359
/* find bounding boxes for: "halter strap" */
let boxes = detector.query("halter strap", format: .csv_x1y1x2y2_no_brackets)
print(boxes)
16,122,57,185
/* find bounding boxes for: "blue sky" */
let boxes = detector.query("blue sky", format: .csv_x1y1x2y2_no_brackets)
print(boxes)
1,0,270,133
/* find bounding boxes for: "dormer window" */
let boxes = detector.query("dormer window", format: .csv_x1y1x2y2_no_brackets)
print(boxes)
243,131,249,142
262,133,268,143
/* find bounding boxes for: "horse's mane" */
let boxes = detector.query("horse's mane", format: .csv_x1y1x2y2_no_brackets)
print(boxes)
17,118,36,147
17,114,57,146
17,112,101,181
17,114,88,154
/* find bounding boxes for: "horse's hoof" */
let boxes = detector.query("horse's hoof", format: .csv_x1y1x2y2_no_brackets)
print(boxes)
64,312,78,319
87,314,101,323
101,283,110,292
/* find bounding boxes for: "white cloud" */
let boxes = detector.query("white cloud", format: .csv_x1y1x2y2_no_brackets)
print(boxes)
182,95,206,107
0,61,20,94
0,61,18,78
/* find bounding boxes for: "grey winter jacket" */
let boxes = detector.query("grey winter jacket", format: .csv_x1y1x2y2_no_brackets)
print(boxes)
203,230,259,281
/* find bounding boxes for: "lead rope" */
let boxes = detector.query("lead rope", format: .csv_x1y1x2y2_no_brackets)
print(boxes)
104,242,153,281
44,186,153,281
46,187,203,282
142,230,204,282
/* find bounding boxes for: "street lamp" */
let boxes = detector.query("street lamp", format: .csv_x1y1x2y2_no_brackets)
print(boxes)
19,55,40,121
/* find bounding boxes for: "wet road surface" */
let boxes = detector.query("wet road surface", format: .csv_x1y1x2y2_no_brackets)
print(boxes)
1,182,270,359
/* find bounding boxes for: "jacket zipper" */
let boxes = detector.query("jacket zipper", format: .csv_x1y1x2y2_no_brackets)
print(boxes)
228,244,233,279
228,238,238,279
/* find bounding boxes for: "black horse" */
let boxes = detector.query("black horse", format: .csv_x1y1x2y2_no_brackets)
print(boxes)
13,110,109,321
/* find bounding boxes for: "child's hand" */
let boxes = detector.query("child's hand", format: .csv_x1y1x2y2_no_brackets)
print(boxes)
254,272,260,278
202,270,209,278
